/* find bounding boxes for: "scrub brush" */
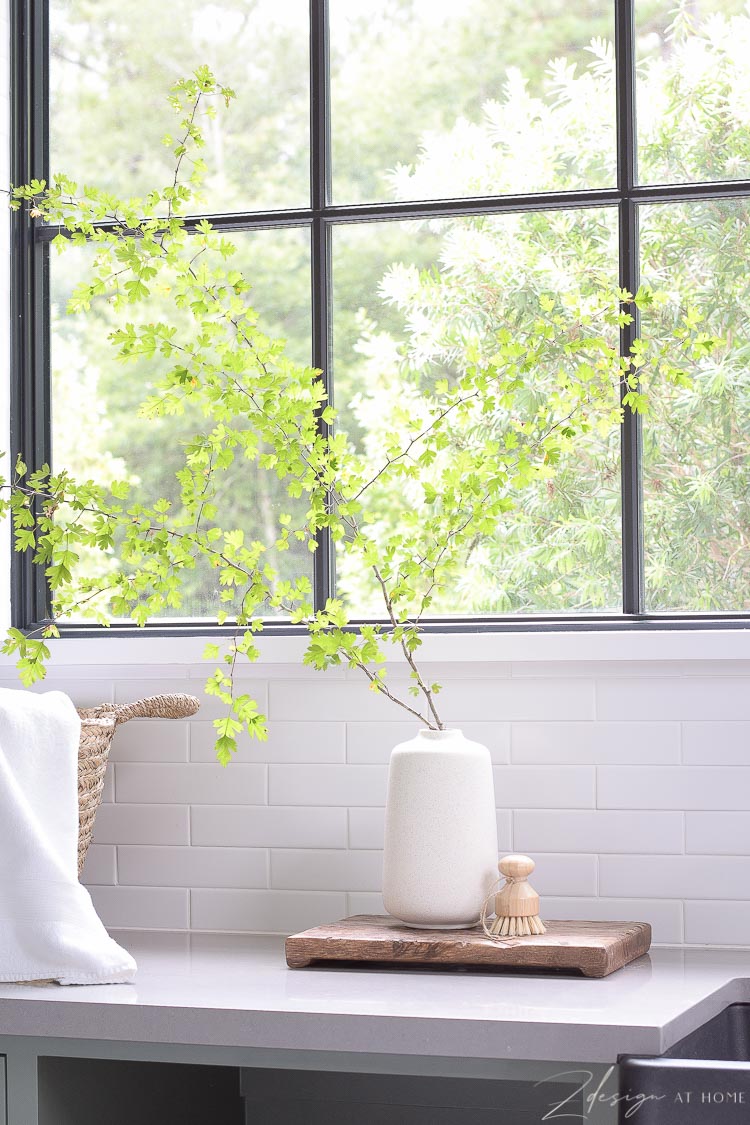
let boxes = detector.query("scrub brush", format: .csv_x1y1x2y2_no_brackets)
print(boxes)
483,854,546,938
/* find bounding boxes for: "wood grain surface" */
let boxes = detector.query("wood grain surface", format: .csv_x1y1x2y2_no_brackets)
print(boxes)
285,915,651,978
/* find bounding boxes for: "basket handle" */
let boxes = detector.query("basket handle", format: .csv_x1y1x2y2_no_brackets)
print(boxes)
88,693,200,725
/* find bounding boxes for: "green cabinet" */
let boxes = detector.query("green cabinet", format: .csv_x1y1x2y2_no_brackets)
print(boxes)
0,1039,619,1125
37,1058,243,1125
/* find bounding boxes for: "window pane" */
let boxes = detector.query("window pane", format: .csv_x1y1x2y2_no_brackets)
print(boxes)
50,227,313,619
641,200,750,611
636,0,750,185
329,0,616,205
50,0,309,212
332,210,622,616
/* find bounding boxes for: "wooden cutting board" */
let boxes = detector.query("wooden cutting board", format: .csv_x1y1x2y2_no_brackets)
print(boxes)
286,915,651,978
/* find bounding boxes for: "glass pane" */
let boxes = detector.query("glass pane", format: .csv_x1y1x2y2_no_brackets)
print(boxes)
329,0,616,204
332,210,622,616
50,0,309,212
636,0,750,185
50,227,313,619
641,200,750,612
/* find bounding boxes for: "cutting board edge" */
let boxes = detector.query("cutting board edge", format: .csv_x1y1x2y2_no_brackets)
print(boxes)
285,916,652,977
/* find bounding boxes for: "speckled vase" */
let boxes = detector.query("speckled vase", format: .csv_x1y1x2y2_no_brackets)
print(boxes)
381,728,498,929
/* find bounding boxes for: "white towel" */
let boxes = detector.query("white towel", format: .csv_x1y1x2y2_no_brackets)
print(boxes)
0,687,136,984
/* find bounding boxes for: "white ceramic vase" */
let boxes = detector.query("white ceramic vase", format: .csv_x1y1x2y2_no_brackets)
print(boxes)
382,728,498,928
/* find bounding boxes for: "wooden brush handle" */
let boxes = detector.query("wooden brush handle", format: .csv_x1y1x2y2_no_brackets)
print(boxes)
499,855,535,880
495,854,541,919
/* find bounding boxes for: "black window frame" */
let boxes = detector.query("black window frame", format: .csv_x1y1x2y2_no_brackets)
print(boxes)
9,0,750,638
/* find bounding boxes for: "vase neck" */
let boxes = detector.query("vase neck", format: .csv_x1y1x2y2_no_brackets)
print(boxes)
418,728,462,741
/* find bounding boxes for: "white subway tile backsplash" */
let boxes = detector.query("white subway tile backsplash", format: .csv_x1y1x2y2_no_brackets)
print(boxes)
270,849,383,892
116,763,267,805
190,720,345,763
80,844,117,886
192,806,348,849
439,679,595,722
370,661,512,682
107,664,193,681
110,720,189,762
511,722,680,764
270,680,403,723
514,810,684,854
270,677,594,723
467,723,512,759
494,766,595,808
685,901,750,946
269,764,388,806
682,662,750,678
29,679,115,708
347,892,385,916
37,659,750,947
496,810,512,851
102,769,115,803
93,803,190,846
686,812,750,854
190,889,346,933
511,661,692,679
227,661,347,681
118,845,268,889
114,678,268,721
600,856,750,900
598,767,750,810
89,886,190,930
528,854,598,897
542,898,683,945
0,661,115,679
597,677,750,721
346,721,510,764
346,722,418,763
349,808,386,850
683,722,750,765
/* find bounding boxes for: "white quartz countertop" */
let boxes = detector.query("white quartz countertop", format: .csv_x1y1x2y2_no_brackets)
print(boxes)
0,932,749,1063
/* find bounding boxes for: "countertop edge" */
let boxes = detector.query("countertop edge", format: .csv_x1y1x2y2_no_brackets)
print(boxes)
653,976,750,1056
0,1000,669,1063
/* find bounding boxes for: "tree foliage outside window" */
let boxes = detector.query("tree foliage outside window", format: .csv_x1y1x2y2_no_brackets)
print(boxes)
40,0,750,620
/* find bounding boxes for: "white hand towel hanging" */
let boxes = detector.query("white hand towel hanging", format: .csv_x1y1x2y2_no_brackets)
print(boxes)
0,687,136,984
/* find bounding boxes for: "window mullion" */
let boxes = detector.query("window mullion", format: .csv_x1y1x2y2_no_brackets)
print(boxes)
10,0,51,628
310,0,335,611
615,0,644,616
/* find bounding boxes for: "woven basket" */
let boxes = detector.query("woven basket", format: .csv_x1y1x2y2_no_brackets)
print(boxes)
76,693,200,874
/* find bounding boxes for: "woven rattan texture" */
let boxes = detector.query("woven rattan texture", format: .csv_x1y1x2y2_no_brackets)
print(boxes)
75,694,199,873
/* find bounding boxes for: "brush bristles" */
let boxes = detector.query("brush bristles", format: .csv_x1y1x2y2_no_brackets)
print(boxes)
489,914,546,937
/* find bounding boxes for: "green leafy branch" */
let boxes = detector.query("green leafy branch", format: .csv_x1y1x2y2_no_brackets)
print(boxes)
4,67,720,759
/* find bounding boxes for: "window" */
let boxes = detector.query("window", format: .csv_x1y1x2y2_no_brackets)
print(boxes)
10,0,750,632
